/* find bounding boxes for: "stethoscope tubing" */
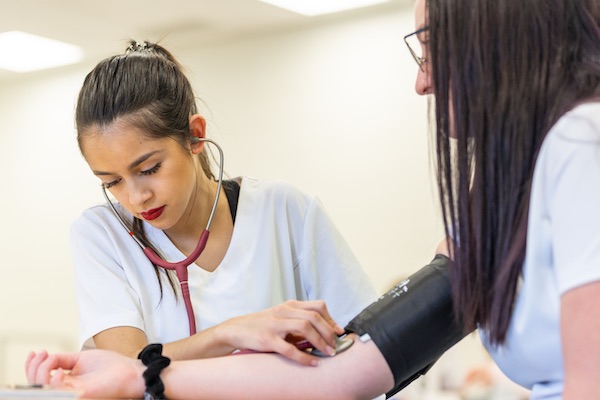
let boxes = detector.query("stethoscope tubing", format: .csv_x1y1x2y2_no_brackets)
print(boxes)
102,138,225,336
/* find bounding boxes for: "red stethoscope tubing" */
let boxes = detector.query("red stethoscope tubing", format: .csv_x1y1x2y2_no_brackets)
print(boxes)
102,138,224,337
143,229,210,336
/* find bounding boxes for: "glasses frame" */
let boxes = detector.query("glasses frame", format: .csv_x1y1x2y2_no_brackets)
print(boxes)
403,26,429,72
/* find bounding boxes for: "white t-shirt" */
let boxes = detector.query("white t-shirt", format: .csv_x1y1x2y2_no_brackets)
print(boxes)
71,177,378,349
482,102,600,399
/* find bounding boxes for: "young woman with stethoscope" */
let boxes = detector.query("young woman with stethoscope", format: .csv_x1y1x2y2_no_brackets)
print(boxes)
70,41,377,366
26,0,600,398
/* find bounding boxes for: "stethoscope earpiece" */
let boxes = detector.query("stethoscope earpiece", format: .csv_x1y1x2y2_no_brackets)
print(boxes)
191,136,201,144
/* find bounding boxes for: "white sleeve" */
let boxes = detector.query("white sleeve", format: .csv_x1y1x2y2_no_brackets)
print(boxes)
546,112,600,294
70,209,146,349
296,197,378,327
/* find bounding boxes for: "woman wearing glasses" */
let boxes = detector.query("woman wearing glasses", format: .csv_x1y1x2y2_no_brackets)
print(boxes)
27,0,600,398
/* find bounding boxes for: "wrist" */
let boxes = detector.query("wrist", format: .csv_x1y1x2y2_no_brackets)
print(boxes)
212,319,238,353
134,360,148,398
138,343,171,399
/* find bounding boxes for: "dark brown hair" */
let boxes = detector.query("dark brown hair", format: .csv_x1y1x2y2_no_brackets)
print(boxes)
76,40,215,295
428,0,600,344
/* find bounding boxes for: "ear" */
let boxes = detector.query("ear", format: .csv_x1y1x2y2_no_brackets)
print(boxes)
189,114,207,154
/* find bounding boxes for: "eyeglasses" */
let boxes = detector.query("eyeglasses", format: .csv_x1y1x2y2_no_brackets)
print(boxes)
403,26,429,72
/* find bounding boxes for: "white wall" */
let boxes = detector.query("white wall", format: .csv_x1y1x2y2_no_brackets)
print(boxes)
0,4,482,392
178,8,443,289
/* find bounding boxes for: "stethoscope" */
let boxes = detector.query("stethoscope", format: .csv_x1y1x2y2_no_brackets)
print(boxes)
101,138,224,336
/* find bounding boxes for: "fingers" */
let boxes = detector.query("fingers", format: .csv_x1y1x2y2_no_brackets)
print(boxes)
282,300,344,334
283,318,338,359
26,350,48,384
238,300,343,362
223,300,344,365
50,368,81,394
272,300,342,353
25,351,81,385
270,339,323,367
274,300,343,338
25,351,36,383
50,368,67,387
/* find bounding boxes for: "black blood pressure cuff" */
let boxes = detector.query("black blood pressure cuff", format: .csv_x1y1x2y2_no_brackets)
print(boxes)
345,254,470,398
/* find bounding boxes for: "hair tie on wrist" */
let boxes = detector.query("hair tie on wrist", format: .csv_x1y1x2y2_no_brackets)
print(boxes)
138,343,171,400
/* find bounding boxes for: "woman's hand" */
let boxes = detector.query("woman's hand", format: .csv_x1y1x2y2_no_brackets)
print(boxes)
216,299,344,366
25,349,145,399
89,300,344,367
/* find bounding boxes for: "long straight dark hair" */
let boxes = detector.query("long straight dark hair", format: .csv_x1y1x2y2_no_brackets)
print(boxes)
428,0,600,344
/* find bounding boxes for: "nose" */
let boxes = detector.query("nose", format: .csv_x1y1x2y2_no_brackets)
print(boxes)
415,64,433,95
127,179,152,207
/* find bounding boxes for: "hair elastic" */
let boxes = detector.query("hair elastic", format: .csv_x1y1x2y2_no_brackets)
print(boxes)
127,41,149,53
138,343,171,400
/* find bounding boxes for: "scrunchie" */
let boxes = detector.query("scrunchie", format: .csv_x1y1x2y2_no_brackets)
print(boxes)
138,343,171,400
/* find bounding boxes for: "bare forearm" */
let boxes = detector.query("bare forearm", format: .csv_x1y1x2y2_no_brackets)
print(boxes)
94,325,237,361
97,300,343,363
163,324,236,360
161,335,394,400
26,337,392,399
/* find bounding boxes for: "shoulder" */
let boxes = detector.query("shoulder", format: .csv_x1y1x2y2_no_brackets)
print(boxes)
532,102,600,212
547,102,600,144
73,204,113,227
71,203,129,236
537,102,600,170
236,176,329,226
239,176,315,204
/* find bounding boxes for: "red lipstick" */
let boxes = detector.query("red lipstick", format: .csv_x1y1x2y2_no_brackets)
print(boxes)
141,206,165,221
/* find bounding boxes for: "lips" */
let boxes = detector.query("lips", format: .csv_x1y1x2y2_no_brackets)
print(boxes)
140,206,165,221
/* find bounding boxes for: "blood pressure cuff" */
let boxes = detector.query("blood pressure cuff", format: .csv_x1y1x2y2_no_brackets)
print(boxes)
345,254,470,398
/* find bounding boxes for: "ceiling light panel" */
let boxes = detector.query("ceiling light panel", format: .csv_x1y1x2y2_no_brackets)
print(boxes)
258,0,391,16
0,31,84,73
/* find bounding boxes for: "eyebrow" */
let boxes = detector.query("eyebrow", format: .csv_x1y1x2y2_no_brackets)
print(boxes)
92,150,162,176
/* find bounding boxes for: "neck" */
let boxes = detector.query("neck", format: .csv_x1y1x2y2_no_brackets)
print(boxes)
165,176,233,271
173,175,219,238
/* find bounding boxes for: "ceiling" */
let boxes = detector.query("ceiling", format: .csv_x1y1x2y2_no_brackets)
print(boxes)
0,0,410,83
